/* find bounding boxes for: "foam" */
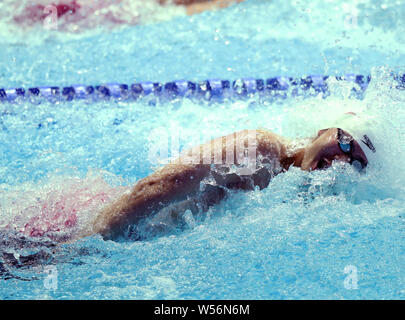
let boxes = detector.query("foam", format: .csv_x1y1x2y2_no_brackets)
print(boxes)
0,0,404,300
0,170,129,241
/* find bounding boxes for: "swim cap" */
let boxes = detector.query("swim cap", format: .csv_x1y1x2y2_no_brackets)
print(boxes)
333,112,378,165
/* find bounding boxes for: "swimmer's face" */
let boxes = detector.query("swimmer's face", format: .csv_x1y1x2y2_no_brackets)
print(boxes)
301,128,368,171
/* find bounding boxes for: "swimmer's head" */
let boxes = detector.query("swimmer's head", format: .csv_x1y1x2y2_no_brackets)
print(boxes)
301,127,368,171
301,112,377,171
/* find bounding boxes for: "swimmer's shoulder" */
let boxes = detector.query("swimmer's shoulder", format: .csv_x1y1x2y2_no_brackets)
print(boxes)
254,128,291,161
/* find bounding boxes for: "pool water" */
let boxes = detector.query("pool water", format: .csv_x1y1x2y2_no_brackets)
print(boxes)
0,0,404,299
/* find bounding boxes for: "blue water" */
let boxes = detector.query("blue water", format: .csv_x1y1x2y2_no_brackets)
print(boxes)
0,0,404,299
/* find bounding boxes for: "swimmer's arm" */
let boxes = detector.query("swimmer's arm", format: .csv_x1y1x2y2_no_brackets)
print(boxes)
91,162,211,239
91,129,284,240
90,131,232,239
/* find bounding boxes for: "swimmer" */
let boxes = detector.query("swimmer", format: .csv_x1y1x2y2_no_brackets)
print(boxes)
85,115,376,241
0,119,376,280
13,0,244,30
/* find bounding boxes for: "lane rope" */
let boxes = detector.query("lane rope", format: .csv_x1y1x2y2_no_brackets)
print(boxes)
1,74,401,103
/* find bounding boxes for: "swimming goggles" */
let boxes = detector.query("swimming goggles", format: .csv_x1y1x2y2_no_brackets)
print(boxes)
337,128,353,154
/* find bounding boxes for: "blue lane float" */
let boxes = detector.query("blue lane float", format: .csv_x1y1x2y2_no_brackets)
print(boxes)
1,73,402,103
